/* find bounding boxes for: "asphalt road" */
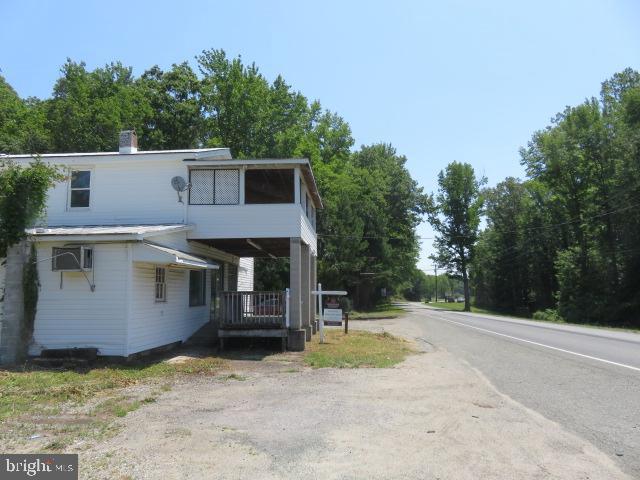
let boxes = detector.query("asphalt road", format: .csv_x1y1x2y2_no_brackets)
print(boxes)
404,302,640,478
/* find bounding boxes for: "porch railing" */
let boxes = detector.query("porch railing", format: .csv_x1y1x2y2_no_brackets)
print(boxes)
220,291,287,329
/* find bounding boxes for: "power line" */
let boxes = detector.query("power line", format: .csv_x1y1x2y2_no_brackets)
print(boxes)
316,200,640,242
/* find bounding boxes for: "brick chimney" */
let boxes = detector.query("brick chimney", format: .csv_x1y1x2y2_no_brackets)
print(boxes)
119,130,138,154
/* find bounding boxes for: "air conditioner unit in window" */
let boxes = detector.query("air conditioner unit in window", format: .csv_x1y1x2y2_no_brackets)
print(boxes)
52,246,93,271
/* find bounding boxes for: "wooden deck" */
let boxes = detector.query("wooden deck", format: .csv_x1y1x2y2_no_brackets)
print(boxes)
218,291,288,350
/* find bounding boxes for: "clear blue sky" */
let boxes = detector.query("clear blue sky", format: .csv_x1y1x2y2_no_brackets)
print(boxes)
2,0,639,270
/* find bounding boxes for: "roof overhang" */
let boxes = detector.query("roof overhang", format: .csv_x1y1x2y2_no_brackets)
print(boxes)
3,148,231,162
26,224,193,242
133,242,219,270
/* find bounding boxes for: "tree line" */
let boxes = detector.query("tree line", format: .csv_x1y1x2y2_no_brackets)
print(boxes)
427,68,640,327
0,49,427,308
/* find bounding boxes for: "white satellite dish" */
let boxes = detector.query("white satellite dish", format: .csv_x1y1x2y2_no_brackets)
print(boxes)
171,176,190,203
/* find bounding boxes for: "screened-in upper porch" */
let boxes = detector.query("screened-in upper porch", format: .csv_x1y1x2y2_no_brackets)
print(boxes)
186,162,319,251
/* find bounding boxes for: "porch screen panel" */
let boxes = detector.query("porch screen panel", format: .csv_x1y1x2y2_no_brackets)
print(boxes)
214,169,240,204
189,169,214,204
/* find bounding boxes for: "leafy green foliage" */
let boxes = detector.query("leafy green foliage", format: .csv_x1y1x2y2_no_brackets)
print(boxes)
426,162,485,311
0,159,63,258
0,50,426,308
22,243,39,359
472,178,559,314
137,63,204,149
0,75,50,154
474,68,640,327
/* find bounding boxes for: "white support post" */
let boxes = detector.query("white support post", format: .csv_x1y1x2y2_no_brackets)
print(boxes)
294,168,301,205
239,166,246,205
318,283,324,344
285,288,290,328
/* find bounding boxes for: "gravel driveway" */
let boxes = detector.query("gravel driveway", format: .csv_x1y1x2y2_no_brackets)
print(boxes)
81,315,629,479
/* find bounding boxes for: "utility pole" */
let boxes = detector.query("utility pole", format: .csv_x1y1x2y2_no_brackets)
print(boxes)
434,266,438,303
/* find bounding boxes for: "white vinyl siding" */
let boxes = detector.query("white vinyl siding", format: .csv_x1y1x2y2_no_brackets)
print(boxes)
128,263,210,354
300,209,318,255
188,204,303,239
46,160,188,226
26,155,315,243
237,258,254,291
30,243,128,356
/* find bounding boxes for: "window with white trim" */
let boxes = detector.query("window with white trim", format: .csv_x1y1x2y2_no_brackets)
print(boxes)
155,267,167,302
69,170,91,208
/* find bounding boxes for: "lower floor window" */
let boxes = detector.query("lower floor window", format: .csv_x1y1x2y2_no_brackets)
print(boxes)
155,267,167,302
189,270,206,306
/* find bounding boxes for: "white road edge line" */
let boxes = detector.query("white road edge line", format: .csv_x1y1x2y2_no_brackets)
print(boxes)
438,317,640,373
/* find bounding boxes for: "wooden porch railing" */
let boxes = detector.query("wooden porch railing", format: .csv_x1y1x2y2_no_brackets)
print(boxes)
220,291,287,329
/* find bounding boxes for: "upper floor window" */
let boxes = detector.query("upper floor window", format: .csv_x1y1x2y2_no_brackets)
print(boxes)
189,169,239,205
69,170,91,208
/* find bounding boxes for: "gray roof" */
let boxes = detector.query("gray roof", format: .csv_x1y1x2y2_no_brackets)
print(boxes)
2,148,231,160
26,224,192,240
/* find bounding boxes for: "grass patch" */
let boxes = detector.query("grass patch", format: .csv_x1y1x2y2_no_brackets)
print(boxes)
0,354,225,453
426,301,505,316
350,303,405,320
304,330,414,368
428,302,640,333
0,355,225,422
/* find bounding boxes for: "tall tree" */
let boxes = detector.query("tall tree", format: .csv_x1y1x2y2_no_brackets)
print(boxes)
137,63,204,150
472,178,559,314
46,60,150,152
427,162,484,311
0,75,50,154
0,51,428,310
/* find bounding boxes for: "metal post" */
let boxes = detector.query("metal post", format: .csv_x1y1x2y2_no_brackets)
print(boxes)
318,283,324,344
434,266,438,303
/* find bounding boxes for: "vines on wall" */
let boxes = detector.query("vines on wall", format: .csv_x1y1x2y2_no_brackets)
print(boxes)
21,243,39,358
0,158,60,361
0,158,62,258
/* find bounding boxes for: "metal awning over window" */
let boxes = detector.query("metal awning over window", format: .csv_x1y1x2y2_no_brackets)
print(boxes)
133,243,219,270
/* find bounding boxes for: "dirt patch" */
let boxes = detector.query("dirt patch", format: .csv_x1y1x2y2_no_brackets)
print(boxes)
2,321,630,479
75,331,628,479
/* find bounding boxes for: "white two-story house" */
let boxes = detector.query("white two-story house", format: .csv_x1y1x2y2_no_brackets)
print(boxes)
0,131,320,360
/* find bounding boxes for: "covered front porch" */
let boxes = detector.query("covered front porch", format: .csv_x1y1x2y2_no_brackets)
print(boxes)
202,237,318,351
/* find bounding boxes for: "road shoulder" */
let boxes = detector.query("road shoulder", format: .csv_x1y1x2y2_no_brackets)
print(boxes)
74,315,630,479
